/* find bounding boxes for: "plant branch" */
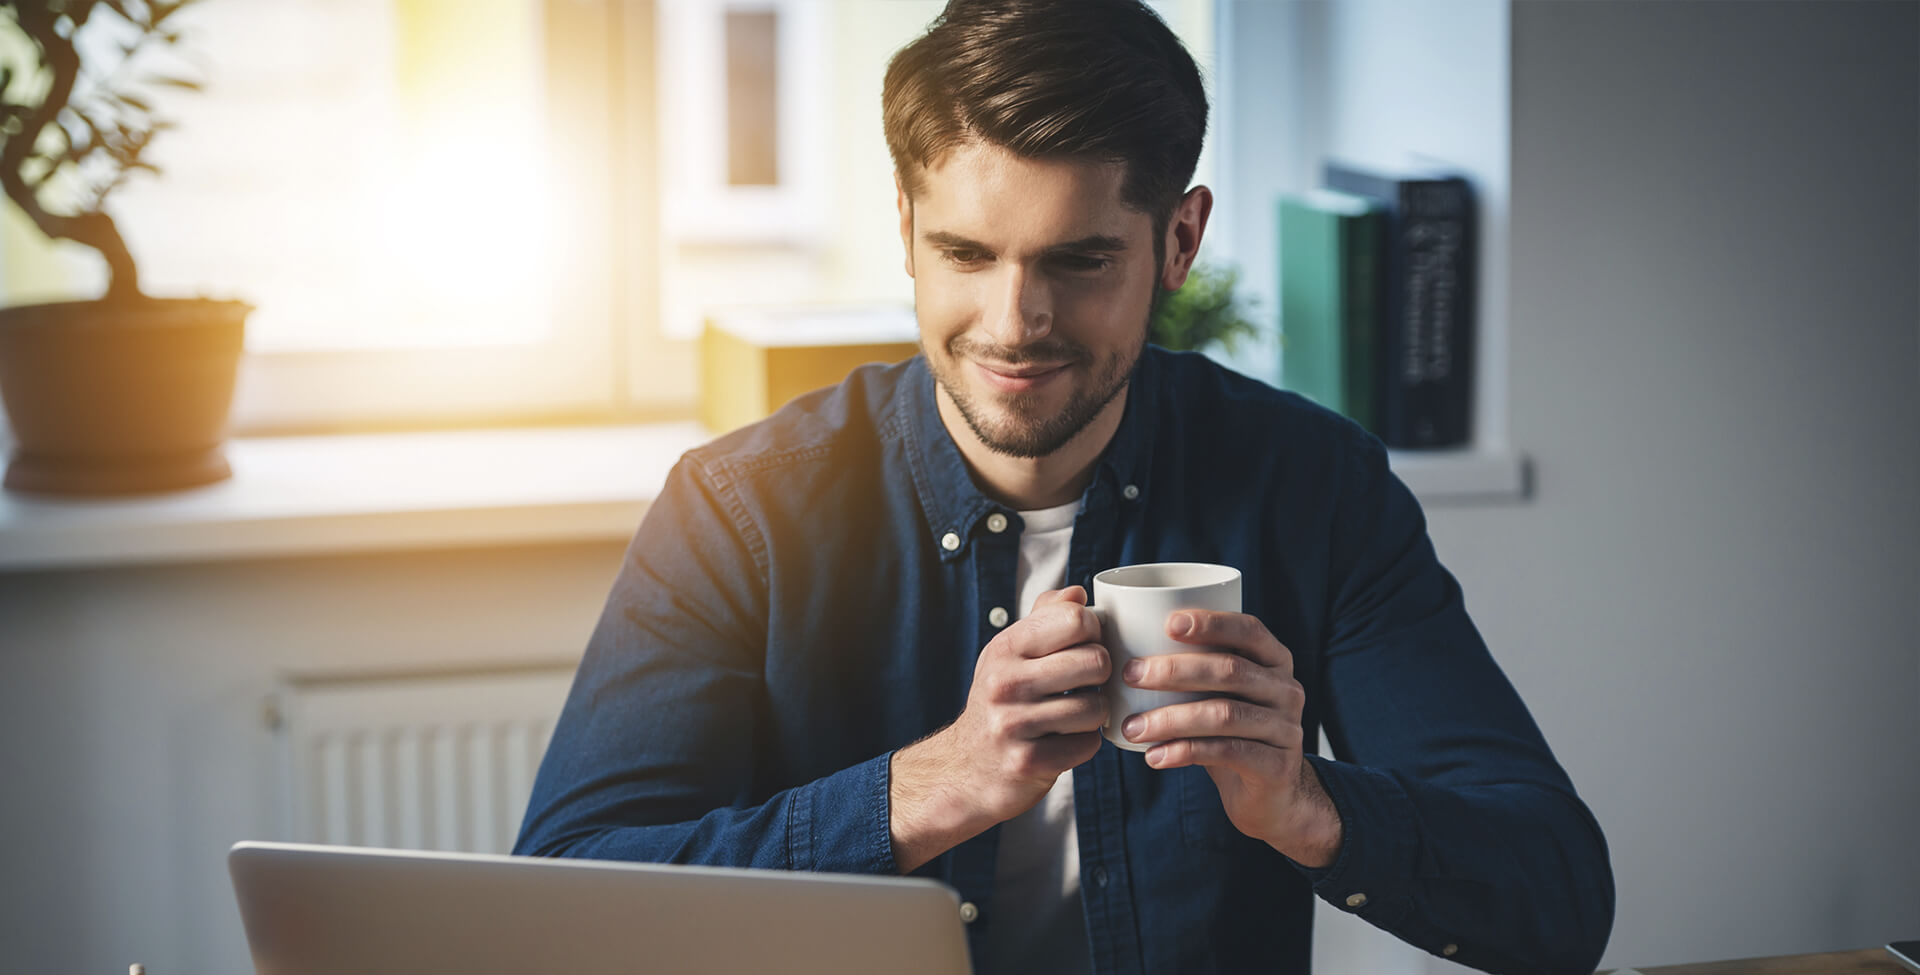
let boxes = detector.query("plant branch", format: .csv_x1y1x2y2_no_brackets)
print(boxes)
1,2,156,301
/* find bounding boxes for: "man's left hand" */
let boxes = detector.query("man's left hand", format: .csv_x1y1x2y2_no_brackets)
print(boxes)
1118,610,1344,868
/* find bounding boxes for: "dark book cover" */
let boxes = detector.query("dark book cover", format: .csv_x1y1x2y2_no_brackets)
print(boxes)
1322,160,1476,449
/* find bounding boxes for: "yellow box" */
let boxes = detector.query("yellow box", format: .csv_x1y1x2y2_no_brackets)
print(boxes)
699,305,921,434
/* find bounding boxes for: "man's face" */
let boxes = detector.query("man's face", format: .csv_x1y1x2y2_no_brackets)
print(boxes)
899,142,1162,460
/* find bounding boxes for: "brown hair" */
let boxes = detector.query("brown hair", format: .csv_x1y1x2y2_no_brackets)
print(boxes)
882,0,1209,234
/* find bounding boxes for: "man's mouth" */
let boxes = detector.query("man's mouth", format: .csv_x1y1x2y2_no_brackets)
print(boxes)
973,359,1072,393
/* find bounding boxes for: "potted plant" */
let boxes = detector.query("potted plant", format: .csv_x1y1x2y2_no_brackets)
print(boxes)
0,0,250,494
1149,259,1259,355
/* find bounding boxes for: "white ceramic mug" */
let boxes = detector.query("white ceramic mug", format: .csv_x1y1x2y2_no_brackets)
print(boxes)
1090,562,1243,753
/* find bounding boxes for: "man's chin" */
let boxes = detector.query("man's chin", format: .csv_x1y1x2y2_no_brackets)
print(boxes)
969,393,1069,433
967,402,1100,459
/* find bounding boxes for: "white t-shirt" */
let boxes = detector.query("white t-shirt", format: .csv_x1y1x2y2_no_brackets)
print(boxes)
979,499,1092,975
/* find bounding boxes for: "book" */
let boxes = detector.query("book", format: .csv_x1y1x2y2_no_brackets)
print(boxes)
1277,189,1385,433
1322,160,1476,448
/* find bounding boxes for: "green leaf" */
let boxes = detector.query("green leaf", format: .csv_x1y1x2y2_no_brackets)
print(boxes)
1148,261,1262,355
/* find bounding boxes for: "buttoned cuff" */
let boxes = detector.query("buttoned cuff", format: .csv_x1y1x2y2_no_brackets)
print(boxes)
1290,754,1427,927
789,751,898,875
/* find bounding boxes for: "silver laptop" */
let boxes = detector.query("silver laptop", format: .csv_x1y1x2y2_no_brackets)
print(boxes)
228,841,973,975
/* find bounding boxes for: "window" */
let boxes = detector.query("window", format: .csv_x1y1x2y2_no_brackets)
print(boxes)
3,0,631,432
0,0,1221,434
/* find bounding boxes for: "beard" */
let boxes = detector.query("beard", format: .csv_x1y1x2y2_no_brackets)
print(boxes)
926,300,1155,460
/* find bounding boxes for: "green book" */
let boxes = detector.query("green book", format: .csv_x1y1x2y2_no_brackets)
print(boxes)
1278,189,1384,433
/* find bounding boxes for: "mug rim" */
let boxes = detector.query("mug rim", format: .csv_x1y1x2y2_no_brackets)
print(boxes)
1093,562,1241,590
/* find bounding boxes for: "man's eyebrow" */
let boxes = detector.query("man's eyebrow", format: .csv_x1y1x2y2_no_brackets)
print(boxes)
1044,234,1129,255
918,231,1129,254
921,230,989,251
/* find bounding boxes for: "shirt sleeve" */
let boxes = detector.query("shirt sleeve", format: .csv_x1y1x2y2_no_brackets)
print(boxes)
511,455,899,876
1297,433,1616,975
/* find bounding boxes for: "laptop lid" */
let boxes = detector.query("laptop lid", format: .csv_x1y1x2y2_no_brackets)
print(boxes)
228,841,973,975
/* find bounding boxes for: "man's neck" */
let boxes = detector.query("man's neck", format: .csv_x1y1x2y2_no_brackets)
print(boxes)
934,385,1129,511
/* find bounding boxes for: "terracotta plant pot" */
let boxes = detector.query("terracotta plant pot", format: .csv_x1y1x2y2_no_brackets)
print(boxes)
0,297,251,495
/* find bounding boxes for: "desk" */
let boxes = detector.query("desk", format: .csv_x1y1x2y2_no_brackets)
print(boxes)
1612,948,1907,974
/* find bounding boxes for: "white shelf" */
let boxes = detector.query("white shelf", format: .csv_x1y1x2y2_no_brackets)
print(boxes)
0,424,1526,572
1387,446,1529,503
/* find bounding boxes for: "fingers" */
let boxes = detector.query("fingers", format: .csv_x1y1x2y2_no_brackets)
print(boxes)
982,644,1109,701
1002,600,1102,659
1123,650,1292,706
1021,731,1105,775
1166,610,1292,671
988,689,1108,740
1120,696,1303,752
1032,585,1088,609
1027,644,1112,697
1142,735,1283,775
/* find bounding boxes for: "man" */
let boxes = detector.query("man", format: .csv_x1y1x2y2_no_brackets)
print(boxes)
515,1,1615,972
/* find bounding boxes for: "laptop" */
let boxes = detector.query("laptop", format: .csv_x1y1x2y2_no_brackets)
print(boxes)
228,841,973,975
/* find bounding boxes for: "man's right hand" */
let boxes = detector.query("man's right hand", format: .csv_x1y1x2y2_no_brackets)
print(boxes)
888,585,1110,873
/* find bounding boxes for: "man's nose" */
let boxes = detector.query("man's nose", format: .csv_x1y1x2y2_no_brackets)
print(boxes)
983,264,1052,348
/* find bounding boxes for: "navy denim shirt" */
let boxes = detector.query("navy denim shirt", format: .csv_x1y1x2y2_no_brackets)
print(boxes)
516,347,1614,975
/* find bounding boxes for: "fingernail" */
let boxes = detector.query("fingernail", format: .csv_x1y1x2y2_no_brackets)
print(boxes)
1121,714,1145,740
1123,659,1145,683
1144,746,1164,767
1171,613,1194,637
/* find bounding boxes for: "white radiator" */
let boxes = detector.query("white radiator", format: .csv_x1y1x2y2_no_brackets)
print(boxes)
274,663,578,854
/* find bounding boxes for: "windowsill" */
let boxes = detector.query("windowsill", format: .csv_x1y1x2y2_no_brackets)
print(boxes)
0,424,1528,572
0,424,708,572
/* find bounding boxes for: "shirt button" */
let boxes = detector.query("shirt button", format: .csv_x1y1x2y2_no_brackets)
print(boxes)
988,606,1009,628
985,513,1008,533
1443,944,1459,957
1121,484,1140,500
940,531,961,552
1345,892,1368,908
1091,866,1109,887
959,901,979,924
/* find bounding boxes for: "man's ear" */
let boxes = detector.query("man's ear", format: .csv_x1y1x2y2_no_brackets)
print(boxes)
1159,185,1214,291
895,172,916,278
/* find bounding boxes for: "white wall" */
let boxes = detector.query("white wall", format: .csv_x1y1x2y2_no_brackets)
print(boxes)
0,543,627,975
1474,1,1920,966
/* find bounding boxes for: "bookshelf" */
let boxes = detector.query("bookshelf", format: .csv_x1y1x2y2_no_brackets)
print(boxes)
1214,0,1519,501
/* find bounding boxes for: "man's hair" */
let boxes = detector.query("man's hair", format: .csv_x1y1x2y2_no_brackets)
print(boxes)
881,0,1209,234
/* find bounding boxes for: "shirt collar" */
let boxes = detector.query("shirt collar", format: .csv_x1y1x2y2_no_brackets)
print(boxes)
892,348,1161,561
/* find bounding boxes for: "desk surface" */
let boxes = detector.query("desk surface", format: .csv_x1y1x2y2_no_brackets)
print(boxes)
1618,948,1906,974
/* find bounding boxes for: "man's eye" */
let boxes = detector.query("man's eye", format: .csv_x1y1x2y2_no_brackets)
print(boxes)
942,248,988,265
